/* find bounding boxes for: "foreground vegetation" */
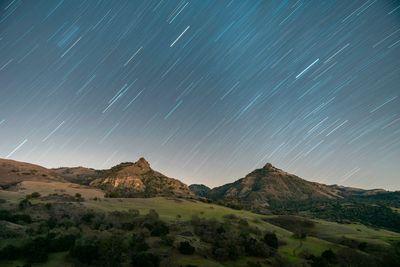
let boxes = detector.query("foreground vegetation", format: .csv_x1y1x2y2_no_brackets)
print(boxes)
1,189,400,267
267,194,400,233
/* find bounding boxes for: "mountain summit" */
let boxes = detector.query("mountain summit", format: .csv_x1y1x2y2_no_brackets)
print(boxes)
206,163,338,210
90,157,193,197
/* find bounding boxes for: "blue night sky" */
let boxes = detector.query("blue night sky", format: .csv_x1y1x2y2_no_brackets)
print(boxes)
0,0,399,190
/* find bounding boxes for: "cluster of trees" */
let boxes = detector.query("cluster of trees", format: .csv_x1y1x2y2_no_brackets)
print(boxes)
2,191,400,267
0,233,76,264
0,209,32,224
265,215,315,239
190,215,279,261
269,199,400,232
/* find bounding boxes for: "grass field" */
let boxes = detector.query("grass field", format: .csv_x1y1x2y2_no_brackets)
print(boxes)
1,182,400,266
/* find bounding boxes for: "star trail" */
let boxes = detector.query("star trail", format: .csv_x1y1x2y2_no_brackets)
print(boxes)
0,0,399,190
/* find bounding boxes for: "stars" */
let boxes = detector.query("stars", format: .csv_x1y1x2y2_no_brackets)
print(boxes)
6,139,28,159
42,121,66,142
164,100,183,120
0,0,399,190
170,26,190,47
296,59,320,79
124,46,143,67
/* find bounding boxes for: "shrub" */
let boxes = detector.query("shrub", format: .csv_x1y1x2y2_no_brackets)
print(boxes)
18,198,31,210
70,237,100,265
321,249,337,264
263,232,278,249
143,220,169,236
81,212,95,224
179,241,195,255
24,237,48,263
48,234,76,252
99,233,125,267
131,252,160,267
0,244,20,260
243,238,271,257
130,233,149,252
28,192,41,198
161,234,175,246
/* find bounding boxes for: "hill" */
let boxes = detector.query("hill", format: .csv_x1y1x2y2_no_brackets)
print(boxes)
189,184,211,198
90,158,193,198
52,166,100,185
1,158,400,266
206,163,339,211
0,159,64,189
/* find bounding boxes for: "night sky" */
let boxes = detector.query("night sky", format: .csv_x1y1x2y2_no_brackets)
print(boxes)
1,0,399,190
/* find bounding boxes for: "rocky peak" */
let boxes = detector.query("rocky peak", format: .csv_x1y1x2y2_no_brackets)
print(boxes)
134,157,151,171
263,163,275,170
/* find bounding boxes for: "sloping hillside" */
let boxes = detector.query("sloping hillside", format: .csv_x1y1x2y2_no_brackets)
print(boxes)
0,159,64,188
52,166,101,185
208,163,339,210
90,158,193,198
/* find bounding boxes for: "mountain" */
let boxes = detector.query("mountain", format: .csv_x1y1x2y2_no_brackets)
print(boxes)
0,158,193,198
329,184,387,197
189,184,211,197
90,157,194,198
206,163,340,210
0,159,64,189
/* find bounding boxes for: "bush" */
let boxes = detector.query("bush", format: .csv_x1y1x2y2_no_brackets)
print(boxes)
70,237,100,265
0,244,20,260
130,233,149,252
179,241,195,255
75,193,84,201
321,249,337,264
131,252,160,267
28,192,41,198
18,198,31,210
243,238,270,257
99,233,125,267
48,234,76,252
24,237,48,263
161,234,175,246
81,212,95,224
263,232,278,249
143,220,169,236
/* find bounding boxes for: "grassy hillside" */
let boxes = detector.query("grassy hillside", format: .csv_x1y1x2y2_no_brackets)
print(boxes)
1,182,400,266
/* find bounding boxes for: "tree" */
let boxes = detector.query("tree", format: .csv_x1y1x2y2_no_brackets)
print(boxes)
263,232,278,249
28,192,41,198
179,241,195,255
24,237,48,263
131,252,160,267
321,249,337,264
70,237,100,265
18,198,31,210
0,244,20,260
130,233,149,252
99,234,126,267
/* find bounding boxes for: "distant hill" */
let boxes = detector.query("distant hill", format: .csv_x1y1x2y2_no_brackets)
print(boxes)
0,158,193,198
90,158,194,198
52,166,101,185
205,163,339,210
0,159,64,189
1,158,393,204
189,184,211,197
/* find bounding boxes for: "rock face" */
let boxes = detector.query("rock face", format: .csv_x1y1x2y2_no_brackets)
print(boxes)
90,158,193,198
189,184,211,197
208,163,339,209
